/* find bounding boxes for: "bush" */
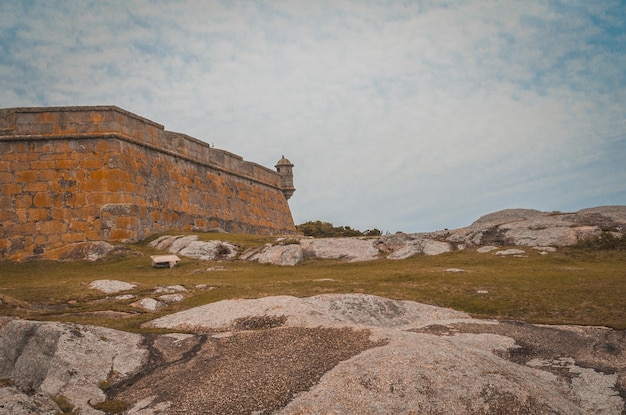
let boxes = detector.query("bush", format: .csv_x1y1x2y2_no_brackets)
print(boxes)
574,232,626,250
297,221,381,238
51,394,78,415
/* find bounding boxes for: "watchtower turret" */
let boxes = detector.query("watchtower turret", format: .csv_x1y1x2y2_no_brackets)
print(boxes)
275,155,295,200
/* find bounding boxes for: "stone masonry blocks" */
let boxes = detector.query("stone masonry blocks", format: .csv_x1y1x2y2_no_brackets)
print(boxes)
0,106,296,260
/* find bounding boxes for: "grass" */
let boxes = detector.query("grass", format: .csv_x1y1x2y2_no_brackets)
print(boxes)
1,234,625,331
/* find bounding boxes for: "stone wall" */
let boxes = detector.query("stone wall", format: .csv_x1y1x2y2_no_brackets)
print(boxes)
0,106,296,261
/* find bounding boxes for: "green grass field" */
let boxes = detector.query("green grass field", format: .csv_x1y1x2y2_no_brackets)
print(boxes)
1,234,625,332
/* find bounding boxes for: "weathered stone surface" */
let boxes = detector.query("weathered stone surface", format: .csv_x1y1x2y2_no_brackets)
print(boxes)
145,294,474,332
149,235,238,261
142,294,624,415
386,236,453,259
0,320,146,415
300,238,381,262
445,206,626,248
0,387,59,415
130,298,166,312
495,248,527,256
251,244,304,266
89,279,137,294
158,294,185,303
1,295,624,414
44,241,133,262
154,285,187,294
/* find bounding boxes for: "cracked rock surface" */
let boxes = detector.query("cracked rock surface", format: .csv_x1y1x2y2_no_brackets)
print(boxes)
0,295,624,414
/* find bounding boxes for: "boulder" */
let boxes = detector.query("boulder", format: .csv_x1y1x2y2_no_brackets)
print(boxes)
0,320,146,414
386,237,453,259
1,295,624,414
446,206,626,248
149,235,238,261
130,298,166,312
142,294,624,415
158,294,185,303
0,387,59,415
299,238,381,262
43,241,134,262
495,248,527,256
89,280,136,295
154,285,187,294
252,244,304,266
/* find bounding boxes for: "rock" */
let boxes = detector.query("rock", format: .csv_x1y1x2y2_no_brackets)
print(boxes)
148,235,185,251
0,320,146,415
145,294,473,332
252,244,304,266
89,280,136,294
141,294,624,415
533,246,557,252
386,237,453,259
44,241,134,262
154,285,187,294
130,298,166,312
300,238,380,262
192,266,228,273
446,206,626,248
150,235,238,261
0,387,59,415
477,245,498,253
378,232,414,251
495,248,527,256
158,294,184,303
446,268,465,273
1,295,624,414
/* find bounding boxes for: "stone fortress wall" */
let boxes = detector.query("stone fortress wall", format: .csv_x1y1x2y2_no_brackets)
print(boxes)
0,106,296,261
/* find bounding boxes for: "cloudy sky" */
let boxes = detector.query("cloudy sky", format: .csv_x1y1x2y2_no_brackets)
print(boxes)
1,0,625,233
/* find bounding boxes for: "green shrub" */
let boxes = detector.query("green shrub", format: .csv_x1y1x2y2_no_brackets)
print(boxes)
50,394,77,415
574,232,626,250
297,221,381,238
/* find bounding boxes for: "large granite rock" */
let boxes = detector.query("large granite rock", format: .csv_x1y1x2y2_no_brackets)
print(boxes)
299,237,381,262
0,320,147,414
446,206,626,247
149,235,238,261
1,295,624,414
141,294,625,414
248,244,304,266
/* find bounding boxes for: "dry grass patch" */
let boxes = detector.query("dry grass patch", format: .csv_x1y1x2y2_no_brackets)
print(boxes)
1,236,625,331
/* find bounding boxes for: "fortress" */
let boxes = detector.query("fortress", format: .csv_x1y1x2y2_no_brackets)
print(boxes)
0,106,296,261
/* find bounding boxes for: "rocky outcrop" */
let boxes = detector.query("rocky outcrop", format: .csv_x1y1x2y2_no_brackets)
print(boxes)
300,237,381,262
245,244,304,266
446,206,626,247
1,295,624,414
0,319,146,415
145,206,626,265
148,235,238,261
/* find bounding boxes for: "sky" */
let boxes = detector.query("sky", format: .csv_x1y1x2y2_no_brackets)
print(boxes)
1,0,625,233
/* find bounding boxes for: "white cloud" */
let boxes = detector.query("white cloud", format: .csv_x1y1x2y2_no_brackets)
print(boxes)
1,0,624,232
